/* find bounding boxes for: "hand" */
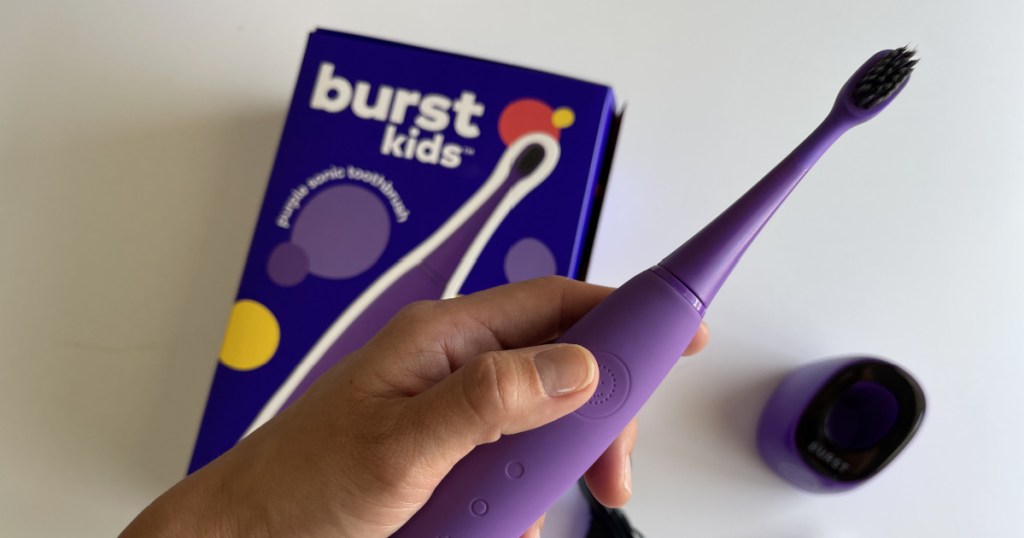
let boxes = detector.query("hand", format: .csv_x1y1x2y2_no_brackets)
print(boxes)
122,276,709,537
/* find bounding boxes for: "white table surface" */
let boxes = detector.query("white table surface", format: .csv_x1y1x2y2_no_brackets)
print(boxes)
3,1,1022,536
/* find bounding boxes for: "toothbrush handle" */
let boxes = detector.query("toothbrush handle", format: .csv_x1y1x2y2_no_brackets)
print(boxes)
393,269,704,538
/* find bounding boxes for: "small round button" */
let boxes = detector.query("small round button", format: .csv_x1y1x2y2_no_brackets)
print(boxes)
576,351,631,419
470,498,489,516
505,461,525,479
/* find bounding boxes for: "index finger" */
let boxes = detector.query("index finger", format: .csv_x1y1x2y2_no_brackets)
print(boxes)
435,275,614,365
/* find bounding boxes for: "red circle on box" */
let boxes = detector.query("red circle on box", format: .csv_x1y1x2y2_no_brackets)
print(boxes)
498,99,559,145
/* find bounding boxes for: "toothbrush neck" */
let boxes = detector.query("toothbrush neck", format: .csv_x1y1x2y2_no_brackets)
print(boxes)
421,172,524,279
659,111,854,306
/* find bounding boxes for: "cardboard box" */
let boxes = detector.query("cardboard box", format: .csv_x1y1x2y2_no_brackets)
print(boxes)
190,29,619,472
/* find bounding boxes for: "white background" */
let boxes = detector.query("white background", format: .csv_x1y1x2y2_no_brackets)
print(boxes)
2,1,1022,536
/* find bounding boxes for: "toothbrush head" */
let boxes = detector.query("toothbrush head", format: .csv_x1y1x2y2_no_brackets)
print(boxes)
853,47,917,109
660,47,916,308
838,47,917,121
513,143,546,177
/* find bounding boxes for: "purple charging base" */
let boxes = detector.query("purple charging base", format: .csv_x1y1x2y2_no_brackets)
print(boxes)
756,356,925,493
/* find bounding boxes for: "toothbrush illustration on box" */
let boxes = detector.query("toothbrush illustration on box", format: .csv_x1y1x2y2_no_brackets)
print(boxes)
247,129,562,435
392,48,918,537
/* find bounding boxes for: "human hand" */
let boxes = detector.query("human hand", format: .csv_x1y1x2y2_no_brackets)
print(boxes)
122,276,709,538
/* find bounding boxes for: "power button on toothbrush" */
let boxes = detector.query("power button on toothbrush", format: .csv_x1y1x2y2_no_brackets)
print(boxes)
470,498,489,516
576,351,630,419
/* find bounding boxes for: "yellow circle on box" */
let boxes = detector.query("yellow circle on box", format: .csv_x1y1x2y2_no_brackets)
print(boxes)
219,299,280,371
552,107,575,129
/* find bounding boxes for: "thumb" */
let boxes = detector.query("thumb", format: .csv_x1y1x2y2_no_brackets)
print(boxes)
410,344,597,464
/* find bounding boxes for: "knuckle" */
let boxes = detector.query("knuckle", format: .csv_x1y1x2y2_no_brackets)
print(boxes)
372,300,442,346
394,300,438,323
536,274,571,287
464,352,521,443
384,300,449,341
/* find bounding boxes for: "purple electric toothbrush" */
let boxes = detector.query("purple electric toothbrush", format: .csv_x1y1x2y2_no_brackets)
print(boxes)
394,47,917,537
245,133,561,435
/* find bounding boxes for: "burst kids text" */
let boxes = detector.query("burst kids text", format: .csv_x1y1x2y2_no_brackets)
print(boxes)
311,62,485,168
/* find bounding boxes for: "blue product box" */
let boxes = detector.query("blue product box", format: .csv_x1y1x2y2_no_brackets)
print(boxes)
190,29,619,472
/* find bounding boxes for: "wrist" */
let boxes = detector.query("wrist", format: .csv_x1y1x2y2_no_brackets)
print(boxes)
120,458,269,538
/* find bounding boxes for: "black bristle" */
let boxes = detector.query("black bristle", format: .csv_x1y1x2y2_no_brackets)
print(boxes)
512,143,545,175
852,46,918,109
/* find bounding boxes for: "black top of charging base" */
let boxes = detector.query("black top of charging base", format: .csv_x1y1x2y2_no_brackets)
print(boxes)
796,358,926,482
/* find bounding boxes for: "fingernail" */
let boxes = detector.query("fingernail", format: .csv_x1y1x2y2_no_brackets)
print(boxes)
623,457,632,495
535,345,594,397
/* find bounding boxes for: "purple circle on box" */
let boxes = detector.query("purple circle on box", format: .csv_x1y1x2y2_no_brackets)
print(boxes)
267,242,310,287
503,237,557,284
292,184,391,280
